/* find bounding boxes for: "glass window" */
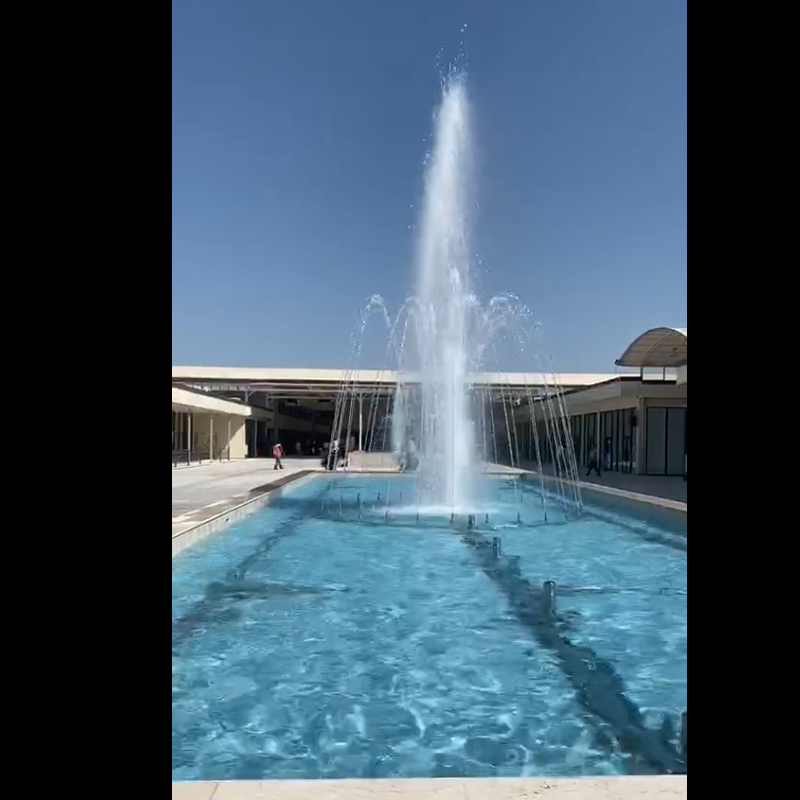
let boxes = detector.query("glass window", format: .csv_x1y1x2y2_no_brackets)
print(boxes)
622,408,633,473
645,406,687,476
571,415,581,466
586,414,596,458
600,411,612,471
667,407,687,476
646,407,668,475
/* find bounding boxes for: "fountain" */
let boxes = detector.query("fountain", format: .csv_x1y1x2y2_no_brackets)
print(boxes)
329,75,583,517
414,77,474,511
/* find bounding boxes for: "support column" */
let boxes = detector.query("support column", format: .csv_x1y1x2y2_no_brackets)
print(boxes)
188,413,192,463
251,419,257,458
227,418,231,460
210,415,215,460
358,393,364,451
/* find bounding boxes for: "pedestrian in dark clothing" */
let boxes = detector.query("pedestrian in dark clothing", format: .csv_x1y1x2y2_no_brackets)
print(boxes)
586,445,601,477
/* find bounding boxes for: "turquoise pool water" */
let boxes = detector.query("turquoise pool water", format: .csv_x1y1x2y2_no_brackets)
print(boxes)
172,475,687,780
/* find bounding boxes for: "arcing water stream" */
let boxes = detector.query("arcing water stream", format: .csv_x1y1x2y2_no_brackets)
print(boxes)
329,75,582,517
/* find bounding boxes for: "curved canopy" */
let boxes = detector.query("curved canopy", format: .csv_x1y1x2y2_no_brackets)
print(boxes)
615,327,687,368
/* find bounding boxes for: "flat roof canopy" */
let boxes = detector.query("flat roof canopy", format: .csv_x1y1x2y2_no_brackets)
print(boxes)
615,327,687,368
171,386,270,419
172,366,618,398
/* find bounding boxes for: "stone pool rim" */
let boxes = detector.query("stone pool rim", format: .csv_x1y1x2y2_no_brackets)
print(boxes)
172,775,688,798
172,469,686,559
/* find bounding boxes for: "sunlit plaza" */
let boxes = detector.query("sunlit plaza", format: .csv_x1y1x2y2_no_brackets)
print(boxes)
172,4,686,797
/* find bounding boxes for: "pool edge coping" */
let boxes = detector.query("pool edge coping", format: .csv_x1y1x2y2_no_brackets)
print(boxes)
334,468,688,515
172,776,688,799
172,468,686,558
577,480,686,513
171,471,317,558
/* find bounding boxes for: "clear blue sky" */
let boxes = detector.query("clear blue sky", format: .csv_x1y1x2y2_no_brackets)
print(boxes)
172,0,687,372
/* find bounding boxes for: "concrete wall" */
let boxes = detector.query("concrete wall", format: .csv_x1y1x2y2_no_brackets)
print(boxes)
228,418,246,458
527,380,687,422
173,406,332,460
643,396,687,409
186,413,246,459
173,384,272,460
172,386,263,417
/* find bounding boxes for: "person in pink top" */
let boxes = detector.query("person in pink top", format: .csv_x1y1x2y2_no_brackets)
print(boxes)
272,442,284,470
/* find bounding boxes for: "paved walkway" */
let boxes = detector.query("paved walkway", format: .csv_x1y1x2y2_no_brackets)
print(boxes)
583,471,687,503
172,459,685,536
173,776,687,799
171,458,320,538
520,462,687,504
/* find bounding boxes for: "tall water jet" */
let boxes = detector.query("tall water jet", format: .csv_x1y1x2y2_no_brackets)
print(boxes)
332,75,584,515
414,77,475,510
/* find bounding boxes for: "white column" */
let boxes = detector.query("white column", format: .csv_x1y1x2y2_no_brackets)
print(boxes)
227,418,231,460
358,393,364,451
210,415,215,460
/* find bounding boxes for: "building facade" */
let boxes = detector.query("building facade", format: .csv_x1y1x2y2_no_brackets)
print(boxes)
172,326,687,477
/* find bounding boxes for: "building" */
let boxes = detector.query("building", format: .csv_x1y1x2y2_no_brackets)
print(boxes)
172,367,617,459
171,385,271,462
519,327,687,476
171,325,686,477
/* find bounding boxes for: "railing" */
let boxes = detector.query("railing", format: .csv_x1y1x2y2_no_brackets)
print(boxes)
171,441,230,467
172,449,190,467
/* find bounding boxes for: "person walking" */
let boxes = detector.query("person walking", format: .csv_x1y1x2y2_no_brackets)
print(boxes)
272,442,284,470
586,444,601,478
